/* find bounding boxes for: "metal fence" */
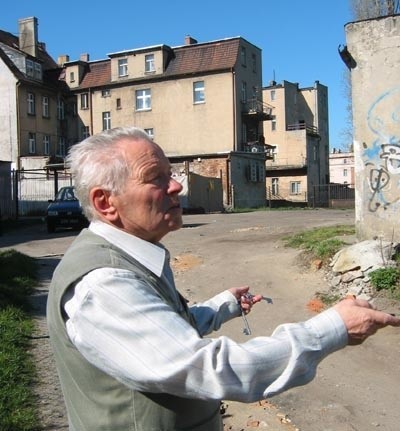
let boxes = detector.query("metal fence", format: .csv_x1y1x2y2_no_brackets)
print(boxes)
1,169,73,219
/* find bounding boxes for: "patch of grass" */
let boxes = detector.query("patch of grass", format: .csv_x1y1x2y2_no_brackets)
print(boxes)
369,267,400,293
283,225,356,262
315,291,341,307
0,250,40,431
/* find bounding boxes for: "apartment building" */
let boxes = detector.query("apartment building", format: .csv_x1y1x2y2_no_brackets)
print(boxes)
329,149,355,185
60,34,274,209
262,80,330,205
0,17,72,170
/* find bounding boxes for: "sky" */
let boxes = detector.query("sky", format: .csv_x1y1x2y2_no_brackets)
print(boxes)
1,0,353,150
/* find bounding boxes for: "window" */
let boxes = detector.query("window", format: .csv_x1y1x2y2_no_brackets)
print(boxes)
270,90,276,101
251,54,256,72
101,89,111,97
43,135,50,155
27,93,35,115
241,81,247,103
135,89,151,110
290,181,301,195
80,93,89,109
116,98,122,109
70,72,75,82
118,58,128,77
272,178,279,195
193,81,205,104
343,168,348,177
26,60,34,77
241,46,246,66
81,126,90,139
42,96,49,118
257,164,265,182
271,115,276,131
145,54,155,72
343,158,347,164
102,112,111,130
144,128,154,140
28,132,36,153
34,63,42,80
57,137,65,157
57,98,64,120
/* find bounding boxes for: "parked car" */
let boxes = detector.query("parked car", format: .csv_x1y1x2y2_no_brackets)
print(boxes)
46,186,88,233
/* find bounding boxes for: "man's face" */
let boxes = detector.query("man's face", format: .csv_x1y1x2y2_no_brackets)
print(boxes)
111,138,183,243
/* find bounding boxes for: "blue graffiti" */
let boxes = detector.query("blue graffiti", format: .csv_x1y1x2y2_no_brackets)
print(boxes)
363,87,400,211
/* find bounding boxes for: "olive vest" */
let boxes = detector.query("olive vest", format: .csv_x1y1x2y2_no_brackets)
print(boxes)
47,229,222,431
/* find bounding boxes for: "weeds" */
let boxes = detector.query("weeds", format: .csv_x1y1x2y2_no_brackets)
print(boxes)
283,225,356,263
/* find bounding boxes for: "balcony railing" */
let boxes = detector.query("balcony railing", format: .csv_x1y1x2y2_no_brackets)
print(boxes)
242,98,274,121
287,123,319,135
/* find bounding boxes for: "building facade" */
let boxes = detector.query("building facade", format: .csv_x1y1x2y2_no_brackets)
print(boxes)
0,17,71,170
262,80,330,205
329,149,355,185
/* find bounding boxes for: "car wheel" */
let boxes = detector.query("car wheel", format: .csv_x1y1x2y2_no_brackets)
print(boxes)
47,221,56,233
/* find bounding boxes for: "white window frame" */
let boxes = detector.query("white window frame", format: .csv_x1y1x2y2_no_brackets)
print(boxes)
102,112,111,130
101,89,111,97
57,98,64,120
272,178,279,195
27,93,35,115
270,90,276,101
43,135,50,155
135,89,151,111
26,59,34,77
80,93,89,109
271,115,276,131
70,71,75,82
145,54,155,73
290,181,301,195
118,58,128,77
28,132,36,153
193,81,205,104
42,96,49,118
144,128,154,140
57,137,65,157
34,63,42,80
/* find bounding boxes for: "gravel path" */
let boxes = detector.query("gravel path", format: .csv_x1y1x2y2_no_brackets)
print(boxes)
29,256,69,431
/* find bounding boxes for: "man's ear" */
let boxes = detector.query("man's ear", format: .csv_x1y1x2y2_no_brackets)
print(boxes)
90,188,119,222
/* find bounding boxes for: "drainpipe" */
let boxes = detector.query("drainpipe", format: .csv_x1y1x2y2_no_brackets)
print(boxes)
226,157,231,206
232,70,237,152
89,88,94,134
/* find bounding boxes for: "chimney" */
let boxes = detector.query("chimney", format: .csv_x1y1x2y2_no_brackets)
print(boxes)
18,17,39,57
185,35,198,45
58,55,70,66
80,53,90,62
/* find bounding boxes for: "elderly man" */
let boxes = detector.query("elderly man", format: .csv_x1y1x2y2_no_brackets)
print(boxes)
47,127,400,431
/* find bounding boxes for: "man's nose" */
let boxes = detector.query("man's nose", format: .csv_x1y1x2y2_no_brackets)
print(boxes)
169,177,183,193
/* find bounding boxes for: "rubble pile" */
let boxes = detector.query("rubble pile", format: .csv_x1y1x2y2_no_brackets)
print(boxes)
324,239,399,300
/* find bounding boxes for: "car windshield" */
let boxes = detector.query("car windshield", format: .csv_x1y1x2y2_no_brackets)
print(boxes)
55,187,77,201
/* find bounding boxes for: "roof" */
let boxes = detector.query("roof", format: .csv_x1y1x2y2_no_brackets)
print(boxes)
76,37,242,90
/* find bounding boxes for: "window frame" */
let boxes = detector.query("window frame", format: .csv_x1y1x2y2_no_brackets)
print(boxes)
135,88,152,111
43,135,50,155
28,132,36,154
57,137,65,157
42,96,50,118
102,112,111,131
118,58,128,77
144,128,154,140
27,92,36,115
80,93,89,110
193,81,205,104
145,54,155,73
290,181,301,195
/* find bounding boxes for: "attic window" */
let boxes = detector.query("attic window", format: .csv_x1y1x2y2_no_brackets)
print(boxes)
145,54,155,73
26,59,34,77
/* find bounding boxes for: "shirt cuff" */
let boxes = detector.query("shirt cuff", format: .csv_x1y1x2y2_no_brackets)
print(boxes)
305,308,348,354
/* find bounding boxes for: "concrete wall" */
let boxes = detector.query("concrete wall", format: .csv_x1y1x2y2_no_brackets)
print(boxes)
345,15,400,241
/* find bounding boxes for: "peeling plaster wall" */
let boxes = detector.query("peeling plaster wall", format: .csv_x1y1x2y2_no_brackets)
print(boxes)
345,15,400,241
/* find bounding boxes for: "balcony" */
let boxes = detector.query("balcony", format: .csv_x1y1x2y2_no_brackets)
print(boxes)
242,98,274,121
287,123,319,136
242,140,276,160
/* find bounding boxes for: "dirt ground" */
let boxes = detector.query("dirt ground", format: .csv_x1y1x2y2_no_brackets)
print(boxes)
2,208,400,431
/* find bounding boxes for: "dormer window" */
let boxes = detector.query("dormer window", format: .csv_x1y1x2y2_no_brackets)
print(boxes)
118,58,128,77
145,54,155,73
26,59,34,77
34,63,42,80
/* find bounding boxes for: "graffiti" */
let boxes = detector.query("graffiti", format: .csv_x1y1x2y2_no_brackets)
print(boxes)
363,87,400,212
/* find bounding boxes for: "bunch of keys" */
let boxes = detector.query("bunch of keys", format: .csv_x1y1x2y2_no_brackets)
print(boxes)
239,293,273,336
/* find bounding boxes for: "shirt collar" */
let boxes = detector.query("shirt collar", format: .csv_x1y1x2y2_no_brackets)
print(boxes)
89,220,167,277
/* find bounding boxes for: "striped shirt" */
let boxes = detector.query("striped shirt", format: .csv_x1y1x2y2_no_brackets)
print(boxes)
64,220,348,401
